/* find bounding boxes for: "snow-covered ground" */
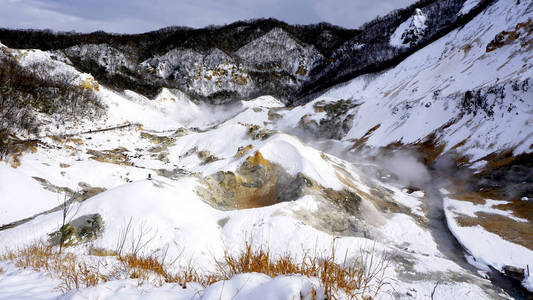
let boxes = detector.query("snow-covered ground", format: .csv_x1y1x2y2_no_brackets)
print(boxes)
281,0,533,161
273,0,533,293
0,85,509,298
0,0,532,298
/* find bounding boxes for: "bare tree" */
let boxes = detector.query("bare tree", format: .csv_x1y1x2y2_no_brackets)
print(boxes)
57,190,81,254
114,217,157,257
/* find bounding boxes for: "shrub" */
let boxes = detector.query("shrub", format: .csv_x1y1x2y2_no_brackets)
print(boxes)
0,242,108,292
215,241,390,299
0,55,104,160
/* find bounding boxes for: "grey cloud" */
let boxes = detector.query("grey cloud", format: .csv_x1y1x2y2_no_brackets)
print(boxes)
0,0,417,33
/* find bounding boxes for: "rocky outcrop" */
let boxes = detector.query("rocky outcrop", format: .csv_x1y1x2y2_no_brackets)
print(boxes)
141,48,254,101
390,8,428,47
298,99,358,139
197,151,307,209
60,44,136,74
48,214,103,247
197,151,361,214
235,28,323,79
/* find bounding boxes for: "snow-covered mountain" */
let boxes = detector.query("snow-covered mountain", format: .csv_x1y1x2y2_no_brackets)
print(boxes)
0,0,532,299
0,0,491,104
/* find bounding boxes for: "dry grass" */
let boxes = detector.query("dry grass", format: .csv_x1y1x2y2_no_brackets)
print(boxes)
1,240,389,298
89,247,117,257
215,242,390,299
50,135,64,144
0,267,4,275
119,253,167,280
1,242,108,292
65,137,84,146
115,253,218,288
10,151,22,168
493,200,533,221
456,212,533,250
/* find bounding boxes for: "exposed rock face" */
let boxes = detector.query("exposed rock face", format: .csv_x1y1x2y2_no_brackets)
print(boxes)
61,44,137,74
235,28,323,79
390,8,428,48
198,151,308,209
48,214,103,247
460,79,531,117
198,151,361,212
141,48,253,101
298,99,358,140
137,28,323,103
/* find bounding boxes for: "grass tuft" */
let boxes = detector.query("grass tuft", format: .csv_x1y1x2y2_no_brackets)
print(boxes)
216,241,390,298
89,247,117,257
1,240,389,298
1,242,108,292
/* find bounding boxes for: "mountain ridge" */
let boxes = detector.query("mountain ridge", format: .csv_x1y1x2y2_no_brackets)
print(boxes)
0,0,493,104
0,0,532,298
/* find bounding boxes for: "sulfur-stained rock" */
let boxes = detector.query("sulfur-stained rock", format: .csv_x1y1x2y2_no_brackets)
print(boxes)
48,213,103,247
198,151,362,216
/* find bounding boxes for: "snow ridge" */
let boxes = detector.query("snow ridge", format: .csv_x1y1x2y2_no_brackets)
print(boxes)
390,8,428,47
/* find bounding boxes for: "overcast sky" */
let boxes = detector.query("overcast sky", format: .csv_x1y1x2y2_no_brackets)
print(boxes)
0,0,416,33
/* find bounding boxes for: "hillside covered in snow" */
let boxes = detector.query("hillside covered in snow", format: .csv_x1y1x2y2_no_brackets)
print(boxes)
0,0,492,104
0,0,532,299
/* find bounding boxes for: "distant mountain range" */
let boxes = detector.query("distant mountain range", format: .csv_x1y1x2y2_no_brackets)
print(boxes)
0,0,492,104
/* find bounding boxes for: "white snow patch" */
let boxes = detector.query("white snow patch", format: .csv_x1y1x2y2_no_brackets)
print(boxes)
458,0,482,16
390,8,427,47
0,262,61,300
0,164,58,226
446,198,528,222
444,197,533,272
241,95,285,109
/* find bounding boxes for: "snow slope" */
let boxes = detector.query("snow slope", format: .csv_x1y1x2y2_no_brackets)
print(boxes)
282,0,533,162
0,81,504,298
0,0,531,298
0,165,57,226
274,0,533,292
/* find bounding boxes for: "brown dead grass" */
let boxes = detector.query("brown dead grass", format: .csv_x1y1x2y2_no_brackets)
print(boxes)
2,138,38,168
50,135,64,144
119,253,167,279
412,136,446,166
493,200,533,221
383,139,445,167
10,152,22,168
486,19,532,52
89,247,117,257
87,148,133,166
448,187,503,205
1,242,108,292
2,240,389,298
456,212,533,250
216,242,389,299
350,124,381,151
65,137,84,145
477,148,520,173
